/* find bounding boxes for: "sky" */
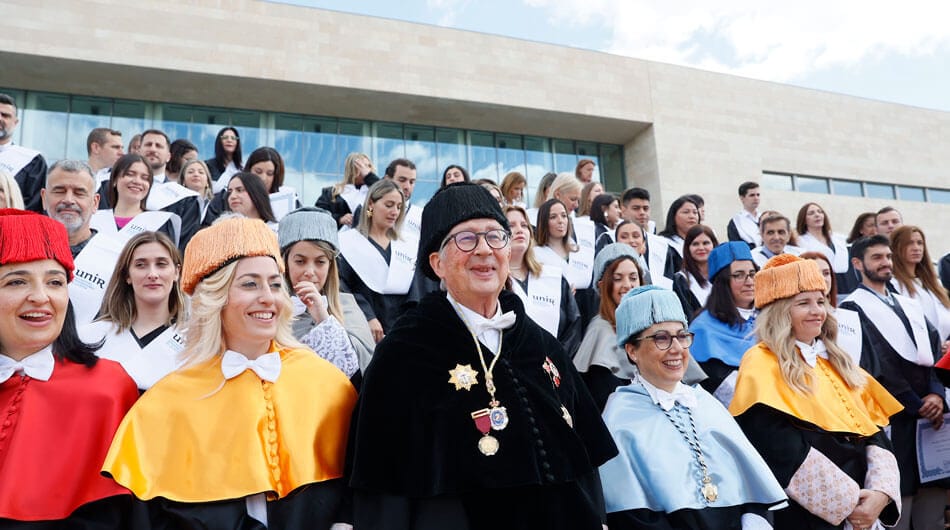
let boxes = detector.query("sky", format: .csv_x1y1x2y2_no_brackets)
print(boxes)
274,0,950,112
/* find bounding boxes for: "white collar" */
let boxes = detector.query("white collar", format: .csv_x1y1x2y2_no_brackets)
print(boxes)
446,292,516,355
0,345,55,383
221,348,282,383
637,373,697,411
740,209,759,221
795,339,828,367
737,306,756,321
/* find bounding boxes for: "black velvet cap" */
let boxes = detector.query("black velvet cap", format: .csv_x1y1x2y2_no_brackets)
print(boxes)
417,182,510,280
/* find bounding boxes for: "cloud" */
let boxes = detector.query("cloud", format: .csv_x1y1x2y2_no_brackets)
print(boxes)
522,0,950,82
427,0,470,26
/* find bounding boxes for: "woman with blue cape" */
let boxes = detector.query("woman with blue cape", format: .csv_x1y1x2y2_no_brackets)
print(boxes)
599,284,787,529
689,241,758,406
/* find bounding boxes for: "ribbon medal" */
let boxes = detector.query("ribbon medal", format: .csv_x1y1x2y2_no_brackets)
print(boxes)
471,408,500,455
448,364,479,391
542,356,561,387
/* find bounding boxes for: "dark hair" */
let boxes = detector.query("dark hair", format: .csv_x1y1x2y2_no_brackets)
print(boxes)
227,172,276,222
686,194,705,207
575,158,595,179
385,158,416,178
535,198,575,250
847,212,877,244
796,202,832,242
799,251,838,308
108,154,153,209
86,127,122,155
0,93,17,111
56,302,102,367
621,187,650,204
705,259,758,326
850,235,890,261
212,127,242,172
759,213,796,246
140,129,170,146
682,224,718,288
614,219,645,241
738,181,759,196
166,139,198,175
244,147,285,193
440,165,470,188
589,193,618,225
658,195,700,238
876,206,901,217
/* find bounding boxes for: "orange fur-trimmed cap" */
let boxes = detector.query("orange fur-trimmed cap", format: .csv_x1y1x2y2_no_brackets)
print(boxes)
754,253,827,309
0,208,74,280
181,217,283,295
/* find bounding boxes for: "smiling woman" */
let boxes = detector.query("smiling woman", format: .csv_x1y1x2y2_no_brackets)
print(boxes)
0,209,139,526
103,216,357,529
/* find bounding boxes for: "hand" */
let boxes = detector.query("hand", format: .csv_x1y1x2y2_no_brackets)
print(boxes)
354,157,373,178
339,213,353,227
846,489,890,529
368,318,384,343
919,393,944,428
943,340,950,356
295,281,329,324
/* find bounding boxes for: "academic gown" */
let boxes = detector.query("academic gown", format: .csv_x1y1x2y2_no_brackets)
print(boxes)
80,321,185,391
510,274,582,358
672,271,710,322
689,310,756,402
102,343,358,529
315,174,379,227
0,357,140,528
346,290,619,530
730,343,904,529
95,185,200,252
600,381,786,530
337,242,409,335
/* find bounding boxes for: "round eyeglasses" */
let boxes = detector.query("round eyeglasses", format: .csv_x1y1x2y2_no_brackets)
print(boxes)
441,229,511,252
634,331,694,351
730,271,756,282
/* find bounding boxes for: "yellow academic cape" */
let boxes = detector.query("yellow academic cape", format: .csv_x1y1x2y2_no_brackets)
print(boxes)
730,343,902,436
103,343,357,502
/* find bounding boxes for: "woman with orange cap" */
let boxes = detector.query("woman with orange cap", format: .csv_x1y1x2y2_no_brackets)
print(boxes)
731,254,904,529
103,216,357,528
0,209,139,527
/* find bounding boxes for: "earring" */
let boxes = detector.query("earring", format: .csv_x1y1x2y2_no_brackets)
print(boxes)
368,208,373,217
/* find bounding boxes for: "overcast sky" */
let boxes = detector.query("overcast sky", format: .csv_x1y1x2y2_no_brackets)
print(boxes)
276,0,950,112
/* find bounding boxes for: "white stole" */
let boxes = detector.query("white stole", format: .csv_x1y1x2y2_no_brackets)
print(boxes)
338,230,415,294
892,278,950,341
339,184,367,214
570,216,596,289
645,233,673,290
680,271,711,307
833,307,863,365
845,288,935,366
798,233,850,273
269,186,298,222
731,211,761,246
0,144,40,176
510,266,563,338
81,321,186,389
145,182,200,211
402,203,424,243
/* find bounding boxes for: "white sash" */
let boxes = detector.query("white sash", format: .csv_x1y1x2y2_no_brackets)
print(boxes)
269,186,297,222
731,211,761,246
339,230,415,294
680,271,711,307
510,266,563,338
526,207,539,228
665,235,685,258
82,321,185,389
146,182,199,211
645,233,673,290
751,245,801,268
0,144,40,176
211,161,240,193
798,233,850,273
72,211,177,326
834,307,863,364
845,289,934,366
95,167,111,185
570,217,596,289
402,204,423,242
892,279,950,341
339,184,366,214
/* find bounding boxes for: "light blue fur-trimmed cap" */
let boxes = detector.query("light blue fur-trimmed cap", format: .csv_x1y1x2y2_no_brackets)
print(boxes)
593,243,641,284
277,207,339,252
615,285,688,348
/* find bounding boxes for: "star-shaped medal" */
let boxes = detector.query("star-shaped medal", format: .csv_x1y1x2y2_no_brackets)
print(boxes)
448,364,479,391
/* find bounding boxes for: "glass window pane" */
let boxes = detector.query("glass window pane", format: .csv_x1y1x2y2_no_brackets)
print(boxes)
865,182,895,200
524,136,554,207
157,104,193,149
338,120,370,170
21,93,69,161
831,179,862,197
576,141,600,181
762,173,793,191
468,131,496,182
929,189,950,204
187,107,229,158
299,116,339,177
436,128,466,174
795,176,829,194
274,116,305,200
374,122,404,168
66,96,113,160
495,134,526,181
897,185,925,202
110,100,147,145
599,144,624,192
553,139,576,174
404,125,437,189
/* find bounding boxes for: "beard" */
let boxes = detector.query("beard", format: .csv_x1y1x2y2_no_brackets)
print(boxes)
862,264,893,283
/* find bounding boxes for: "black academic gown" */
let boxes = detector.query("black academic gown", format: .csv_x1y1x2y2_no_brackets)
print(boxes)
347,290,618,530
511,275,583,358
337,244,408,336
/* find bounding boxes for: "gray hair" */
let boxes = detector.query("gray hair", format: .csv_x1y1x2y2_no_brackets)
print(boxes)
46,159,95,186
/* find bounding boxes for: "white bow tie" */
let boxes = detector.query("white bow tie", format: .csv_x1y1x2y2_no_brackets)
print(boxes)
221,350,282,383
0,347,55,383
471,311,517,336
797,339,829,367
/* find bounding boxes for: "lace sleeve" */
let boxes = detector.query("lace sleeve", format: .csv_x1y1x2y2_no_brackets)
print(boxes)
301,316,360,378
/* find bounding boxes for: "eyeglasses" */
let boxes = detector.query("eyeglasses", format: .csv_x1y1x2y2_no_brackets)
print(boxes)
441,229,510,252
730,271,756,282
220,135,238,141
635,331,694,351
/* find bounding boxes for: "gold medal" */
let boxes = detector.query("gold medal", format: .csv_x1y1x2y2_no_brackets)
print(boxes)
478,434,500,455
702,477,718,502
448,364,479,390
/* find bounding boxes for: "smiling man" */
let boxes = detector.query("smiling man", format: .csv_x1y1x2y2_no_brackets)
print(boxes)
750,213,802,268
41,159,100,257
348,182,617,530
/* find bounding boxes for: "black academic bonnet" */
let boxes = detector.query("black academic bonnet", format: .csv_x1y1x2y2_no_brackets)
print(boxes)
417,182,510,281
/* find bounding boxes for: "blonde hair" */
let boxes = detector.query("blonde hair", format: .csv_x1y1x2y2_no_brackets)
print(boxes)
356,179,405,241
755,295,866,394
180,259,304,368
546,172,582,203
0,170,24,209
333,152,372,198
282,240,344,322
504,205,542,277
179,159,214,201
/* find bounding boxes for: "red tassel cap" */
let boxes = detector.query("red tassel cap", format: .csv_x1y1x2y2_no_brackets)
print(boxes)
0,209,75,280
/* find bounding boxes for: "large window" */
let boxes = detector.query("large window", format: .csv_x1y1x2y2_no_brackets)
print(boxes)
764,170,950,204
2,88,625,207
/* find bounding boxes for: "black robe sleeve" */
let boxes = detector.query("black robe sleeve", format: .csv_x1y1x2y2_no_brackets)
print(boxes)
558,277,583,357
579,364,628,411
940,253,950,295
697,358,735,395
200,190,228,228
14,154,47,213
315,186,351,227
671,273,702,322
